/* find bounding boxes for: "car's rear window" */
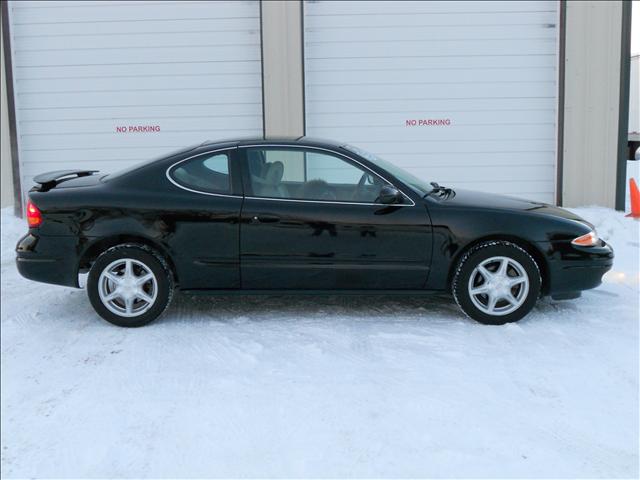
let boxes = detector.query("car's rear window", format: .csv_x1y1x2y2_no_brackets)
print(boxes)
168,153,231,194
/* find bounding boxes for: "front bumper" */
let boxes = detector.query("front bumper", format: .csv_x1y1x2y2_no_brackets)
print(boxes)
16,233,80,288
544,240,614,295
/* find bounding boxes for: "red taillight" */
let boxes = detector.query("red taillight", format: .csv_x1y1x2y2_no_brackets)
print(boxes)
26,200,42,228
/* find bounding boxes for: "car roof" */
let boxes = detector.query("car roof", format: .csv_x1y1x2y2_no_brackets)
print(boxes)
199,136,347,150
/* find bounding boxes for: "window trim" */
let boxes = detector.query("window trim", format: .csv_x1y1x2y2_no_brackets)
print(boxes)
241,144,416,207
166,147,240,198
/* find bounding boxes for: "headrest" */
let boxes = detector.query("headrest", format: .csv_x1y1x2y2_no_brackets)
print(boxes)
265,161,284,183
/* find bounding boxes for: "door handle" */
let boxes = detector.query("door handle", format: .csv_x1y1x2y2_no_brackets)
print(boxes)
251,214,280,224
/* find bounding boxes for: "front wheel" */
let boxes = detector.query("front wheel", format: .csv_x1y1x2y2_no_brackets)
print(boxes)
87,244,174,327
452,241,541,325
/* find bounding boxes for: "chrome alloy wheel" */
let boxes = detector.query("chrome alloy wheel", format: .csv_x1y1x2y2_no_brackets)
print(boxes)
467,256,530,316
98,258,157,317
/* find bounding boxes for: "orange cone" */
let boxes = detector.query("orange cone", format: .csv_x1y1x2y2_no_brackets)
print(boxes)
627,178,640,218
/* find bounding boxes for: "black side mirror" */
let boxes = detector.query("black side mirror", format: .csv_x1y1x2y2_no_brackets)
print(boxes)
378,185,402,204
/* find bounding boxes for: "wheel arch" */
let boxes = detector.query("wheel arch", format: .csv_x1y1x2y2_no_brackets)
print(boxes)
447,235,550,296
78,235,179,284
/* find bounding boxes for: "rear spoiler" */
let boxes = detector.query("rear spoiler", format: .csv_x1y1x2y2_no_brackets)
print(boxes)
33,170,98,190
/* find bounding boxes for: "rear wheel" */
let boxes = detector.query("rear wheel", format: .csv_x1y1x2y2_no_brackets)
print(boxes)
87,244,173,327
452,241,541,325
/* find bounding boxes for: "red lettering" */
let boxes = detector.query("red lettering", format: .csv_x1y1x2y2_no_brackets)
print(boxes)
405,118,452,127
117,125,161,133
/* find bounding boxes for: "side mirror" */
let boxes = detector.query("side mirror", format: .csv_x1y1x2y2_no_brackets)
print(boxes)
378,185,402,204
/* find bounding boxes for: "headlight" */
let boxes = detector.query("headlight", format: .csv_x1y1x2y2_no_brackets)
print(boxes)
571,230,599,247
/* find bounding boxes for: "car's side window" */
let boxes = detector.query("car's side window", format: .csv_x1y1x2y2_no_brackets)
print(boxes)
170,153,230,194
245,148,391,203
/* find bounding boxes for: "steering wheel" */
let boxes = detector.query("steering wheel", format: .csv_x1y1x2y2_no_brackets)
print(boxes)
304,179,337,201
319,189,337,201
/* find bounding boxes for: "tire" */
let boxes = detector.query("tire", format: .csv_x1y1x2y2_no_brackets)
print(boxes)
452,241,541,325
87,244,174,327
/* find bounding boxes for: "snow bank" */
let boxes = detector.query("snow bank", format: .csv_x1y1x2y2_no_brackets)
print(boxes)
1,207,638,478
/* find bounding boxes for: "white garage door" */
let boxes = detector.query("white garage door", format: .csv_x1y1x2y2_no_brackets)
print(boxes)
304,0,559,203
7,0,262,201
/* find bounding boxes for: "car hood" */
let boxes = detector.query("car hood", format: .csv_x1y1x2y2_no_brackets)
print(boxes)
430,188,592,227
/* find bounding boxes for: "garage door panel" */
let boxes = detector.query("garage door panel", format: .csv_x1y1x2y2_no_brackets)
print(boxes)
388,152,555,167
307,67,556,85
19,73,262,93
16,87,262,109
18,103,262,122
15,45,260,67
306,54,557,73
11,1,258,24
305,0,558,204
13,61,261,81
307,97,556,115
16,30,259,51
307,83,554,102
12,16,259,37
359,139,556,156
309,124,556,142
306,39,556,59
17,96,260,111
302,11,556,29
305,0,556,15
8,0,263,201
306,25,556,43
423,164,555,181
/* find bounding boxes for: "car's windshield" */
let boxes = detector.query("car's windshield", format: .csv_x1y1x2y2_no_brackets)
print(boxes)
342,144,432,196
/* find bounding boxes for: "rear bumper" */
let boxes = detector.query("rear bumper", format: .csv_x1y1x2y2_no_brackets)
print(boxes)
545,240,614,295
15,233,80,288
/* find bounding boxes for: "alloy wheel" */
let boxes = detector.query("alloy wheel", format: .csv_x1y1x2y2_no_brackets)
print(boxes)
98,258,158,317
467,256,530,316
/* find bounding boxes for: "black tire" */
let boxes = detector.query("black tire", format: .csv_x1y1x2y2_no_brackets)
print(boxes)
452,241,541,325
87,244,174,327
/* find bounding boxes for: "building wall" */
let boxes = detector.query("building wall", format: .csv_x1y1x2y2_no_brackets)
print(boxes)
630,55,639,134
0,0,631,212
562,0,625,208
1,17,14,209
261,0,304,138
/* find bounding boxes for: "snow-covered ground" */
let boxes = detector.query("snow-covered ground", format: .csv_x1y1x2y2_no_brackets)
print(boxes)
1,206,638,478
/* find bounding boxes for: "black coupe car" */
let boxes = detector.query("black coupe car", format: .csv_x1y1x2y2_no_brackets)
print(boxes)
16,137,613,327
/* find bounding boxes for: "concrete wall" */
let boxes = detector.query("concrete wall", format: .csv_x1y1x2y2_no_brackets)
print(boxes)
261,0,304,138
1,16,14,209
630,55,639,134
562,1,625,208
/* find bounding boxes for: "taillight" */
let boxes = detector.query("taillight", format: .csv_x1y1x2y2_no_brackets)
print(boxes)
26,200,42,228
571,231,598,247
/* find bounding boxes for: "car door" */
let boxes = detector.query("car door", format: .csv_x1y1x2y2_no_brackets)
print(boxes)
239,145,432,290
164,147,243,289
